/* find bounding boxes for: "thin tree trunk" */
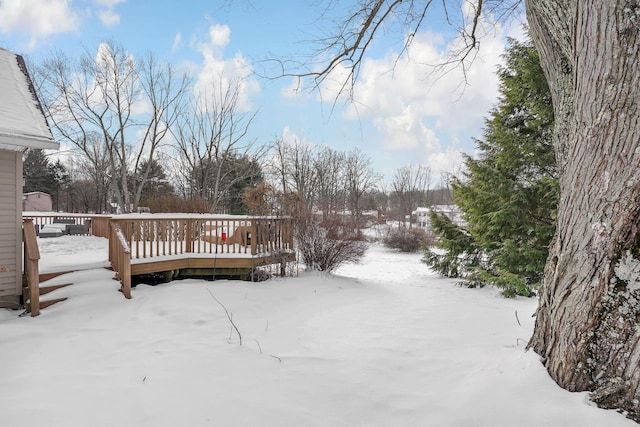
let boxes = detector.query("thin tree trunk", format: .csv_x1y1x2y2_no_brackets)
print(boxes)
527,0,640,418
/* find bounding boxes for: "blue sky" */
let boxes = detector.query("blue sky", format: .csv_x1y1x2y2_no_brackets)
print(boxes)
0,0,525,186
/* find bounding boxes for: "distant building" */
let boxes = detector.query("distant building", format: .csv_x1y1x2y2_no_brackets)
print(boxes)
0,48,58,308
23,191,53,212
413,205,466,234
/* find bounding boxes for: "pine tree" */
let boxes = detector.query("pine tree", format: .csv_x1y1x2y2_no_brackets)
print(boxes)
423,37,557,297
23,149,70,210
136,159,175,199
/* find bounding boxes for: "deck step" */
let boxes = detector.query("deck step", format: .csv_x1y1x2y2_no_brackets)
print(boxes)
37,279,74,311
40,282,73,296
24,278,75,315
39,270,75,282
39,297,68,310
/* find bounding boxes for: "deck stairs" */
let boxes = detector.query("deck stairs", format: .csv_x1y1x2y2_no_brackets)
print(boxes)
22,270,76,314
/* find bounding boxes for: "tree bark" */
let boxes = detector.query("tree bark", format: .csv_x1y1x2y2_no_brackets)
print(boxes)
527,0,640,418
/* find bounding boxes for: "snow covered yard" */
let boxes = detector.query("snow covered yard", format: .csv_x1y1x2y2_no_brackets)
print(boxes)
0,239,636,426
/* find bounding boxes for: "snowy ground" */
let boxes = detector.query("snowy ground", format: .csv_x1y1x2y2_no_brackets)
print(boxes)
0,235,636,426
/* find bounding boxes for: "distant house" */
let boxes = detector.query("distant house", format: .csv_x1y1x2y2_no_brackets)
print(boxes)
0,48,58,309
413,205,466,234
23,191,53,212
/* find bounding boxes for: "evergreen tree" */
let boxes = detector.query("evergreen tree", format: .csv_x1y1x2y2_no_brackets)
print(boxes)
189,152,264,214
136,159,175,201
223,155,264,214
423,37,557,297
23,149,70,210
23,149,52,193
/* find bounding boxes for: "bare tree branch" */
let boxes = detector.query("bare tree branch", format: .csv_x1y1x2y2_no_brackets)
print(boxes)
259,0,521,102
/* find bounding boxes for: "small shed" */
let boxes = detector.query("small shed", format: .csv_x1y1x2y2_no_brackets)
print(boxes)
0,48,58,308
23,191,53,212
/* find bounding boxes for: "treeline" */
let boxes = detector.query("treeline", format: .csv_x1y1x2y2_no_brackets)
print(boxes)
23,140,451,220
27,41,451,219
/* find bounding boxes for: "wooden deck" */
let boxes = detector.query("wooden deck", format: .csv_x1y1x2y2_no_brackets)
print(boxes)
23,214,296,314
111,214,295,297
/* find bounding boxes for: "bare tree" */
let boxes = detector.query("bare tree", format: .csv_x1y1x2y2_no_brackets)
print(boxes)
131,53,190,208
265,137,291,195
313,146,345,219
286,138,318,211
344,148,381,231
265,137,318,211
34,42,189,213
391,164,432,228
288,0,640,419
173,77,261,213
75,132,112,213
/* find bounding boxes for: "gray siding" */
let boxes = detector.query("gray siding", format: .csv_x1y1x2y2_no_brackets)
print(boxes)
0,150,21,301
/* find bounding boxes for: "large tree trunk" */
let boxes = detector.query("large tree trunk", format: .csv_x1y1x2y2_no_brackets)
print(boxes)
526,0,640,419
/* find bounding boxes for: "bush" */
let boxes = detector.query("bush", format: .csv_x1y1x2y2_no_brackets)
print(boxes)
295,214,368,272
383,227,431,252
141,195,211,213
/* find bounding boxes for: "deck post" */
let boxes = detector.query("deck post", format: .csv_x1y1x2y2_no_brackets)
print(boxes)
120,246,131,299
22,220,40,317
109,221,118,271
112,224,132,299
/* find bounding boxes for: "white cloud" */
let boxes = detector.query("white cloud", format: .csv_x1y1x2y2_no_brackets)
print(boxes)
281,126,298,144
191,24,260,113
0,0,79,49
427,148,465,182
95,0,126,27
340,13,507,179
98,8,120,26
280,126,315,148
94,0,126,6
207,24,230,48
172,33,183,53
372,105,441,151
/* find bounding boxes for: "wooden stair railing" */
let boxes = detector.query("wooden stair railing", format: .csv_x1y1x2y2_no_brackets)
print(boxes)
23,220,73,315
23,219,40,317
110,222,132,299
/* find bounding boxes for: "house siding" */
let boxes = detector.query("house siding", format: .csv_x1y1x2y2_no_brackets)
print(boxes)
0,150,22,304
0,48,58,310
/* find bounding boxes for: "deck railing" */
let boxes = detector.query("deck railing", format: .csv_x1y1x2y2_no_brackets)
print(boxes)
22,213,294,301
110,223,132,299
108,215,294,262
22,213,111,238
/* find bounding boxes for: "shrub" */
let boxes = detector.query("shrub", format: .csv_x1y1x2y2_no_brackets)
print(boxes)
383,227,431,252
295,213,368,272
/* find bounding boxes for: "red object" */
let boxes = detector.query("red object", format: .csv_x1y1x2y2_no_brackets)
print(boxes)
221,232,227,243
